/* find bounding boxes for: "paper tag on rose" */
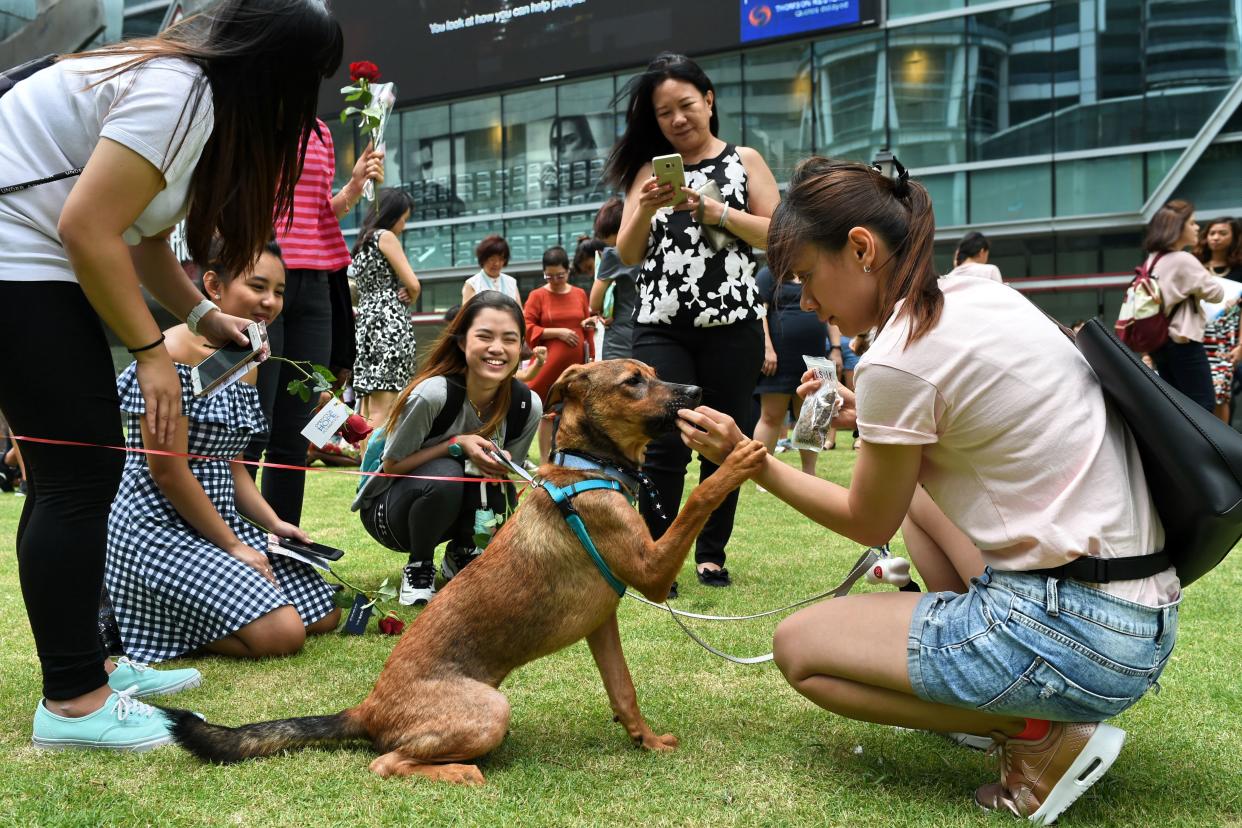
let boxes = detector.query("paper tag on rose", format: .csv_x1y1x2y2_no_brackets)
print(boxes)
301,398,353,449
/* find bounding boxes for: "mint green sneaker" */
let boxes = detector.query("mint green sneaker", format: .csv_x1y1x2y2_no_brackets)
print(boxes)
107,657,202,698
32,688,174,751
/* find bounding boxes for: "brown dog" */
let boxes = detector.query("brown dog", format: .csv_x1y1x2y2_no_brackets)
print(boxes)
165,359,767,784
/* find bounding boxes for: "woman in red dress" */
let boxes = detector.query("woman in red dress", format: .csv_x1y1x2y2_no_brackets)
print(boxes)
524,246,598,461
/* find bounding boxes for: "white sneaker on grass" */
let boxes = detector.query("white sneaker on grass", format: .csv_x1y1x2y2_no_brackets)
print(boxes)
398,561,436,606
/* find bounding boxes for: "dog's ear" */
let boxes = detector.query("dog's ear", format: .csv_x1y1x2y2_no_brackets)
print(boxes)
546,364,588,408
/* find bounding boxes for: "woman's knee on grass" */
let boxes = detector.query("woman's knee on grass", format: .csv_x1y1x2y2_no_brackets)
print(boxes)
232,605,307,657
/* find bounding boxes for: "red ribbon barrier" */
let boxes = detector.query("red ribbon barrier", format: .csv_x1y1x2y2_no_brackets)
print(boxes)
10,435,519,485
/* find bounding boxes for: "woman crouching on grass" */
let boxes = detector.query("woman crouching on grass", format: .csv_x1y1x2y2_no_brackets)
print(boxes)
353,291,541,607
106,241,340,662
677,157,1179,824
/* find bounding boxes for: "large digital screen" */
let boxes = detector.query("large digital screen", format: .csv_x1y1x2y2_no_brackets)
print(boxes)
322,0,877,110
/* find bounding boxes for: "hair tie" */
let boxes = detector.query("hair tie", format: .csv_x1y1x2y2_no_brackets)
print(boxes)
872,151,911,198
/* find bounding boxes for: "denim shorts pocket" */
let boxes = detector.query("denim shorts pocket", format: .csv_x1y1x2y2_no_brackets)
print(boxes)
979,657,1137,722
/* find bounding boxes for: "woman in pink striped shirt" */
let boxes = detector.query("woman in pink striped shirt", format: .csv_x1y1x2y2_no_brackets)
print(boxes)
245,120,383,523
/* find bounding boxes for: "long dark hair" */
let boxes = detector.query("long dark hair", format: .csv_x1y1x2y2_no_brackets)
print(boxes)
385,291,527,438
352,188,414,256
768,157,942,347
64,0,343,278
1194,217,1242,269
603,52,718,190
953,231,989,267
1144,199,1195,254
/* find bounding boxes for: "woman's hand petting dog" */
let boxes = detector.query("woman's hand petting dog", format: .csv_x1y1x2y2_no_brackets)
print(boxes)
676,407,769,475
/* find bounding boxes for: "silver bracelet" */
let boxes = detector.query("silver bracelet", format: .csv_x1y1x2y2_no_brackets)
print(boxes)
718,203,730,228
186,298,218,336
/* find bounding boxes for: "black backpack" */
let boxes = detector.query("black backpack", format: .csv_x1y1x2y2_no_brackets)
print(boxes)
0,54,84,196
429,376,534,449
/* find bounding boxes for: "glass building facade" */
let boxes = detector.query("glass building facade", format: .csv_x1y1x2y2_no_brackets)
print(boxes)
324,0,1242,320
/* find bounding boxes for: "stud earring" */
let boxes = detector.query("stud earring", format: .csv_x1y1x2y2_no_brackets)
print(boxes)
863,265,872,274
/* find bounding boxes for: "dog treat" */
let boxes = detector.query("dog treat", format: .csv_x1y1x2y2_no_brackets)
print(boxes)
790,355,840,452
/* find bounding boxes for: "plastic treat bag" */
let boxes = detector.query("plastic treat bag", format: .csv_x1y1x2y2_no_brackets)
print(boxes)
790,355,840,452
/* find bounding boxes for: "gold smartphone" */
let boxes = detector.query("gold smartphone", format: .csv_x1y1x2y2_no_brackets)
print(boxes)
651,153,687,207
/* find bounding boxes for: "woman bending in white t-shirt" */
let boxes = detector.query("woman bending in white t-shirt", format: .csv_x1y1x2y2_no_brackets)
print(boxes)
0,0,344,751
678,157,1179,824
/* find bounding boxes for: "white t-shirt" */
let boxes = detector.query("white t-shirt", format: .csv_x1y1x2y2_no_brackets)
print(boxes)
945,261,1003,283
464,270,521,303
0,55,214,283
855,276,1179,607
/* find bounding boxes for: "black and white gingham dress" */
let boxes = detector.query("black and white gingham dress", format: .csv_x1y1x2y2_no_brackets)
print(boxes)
105,363,336,663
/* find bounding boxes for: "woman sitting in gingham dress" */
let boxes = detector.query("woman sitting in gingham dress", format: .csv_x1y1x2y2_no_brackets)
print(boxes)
106,241,339,662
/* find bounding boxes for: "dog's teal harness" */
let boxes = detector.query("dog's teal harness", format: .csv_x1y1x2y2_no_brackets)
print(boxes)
489,448,649,598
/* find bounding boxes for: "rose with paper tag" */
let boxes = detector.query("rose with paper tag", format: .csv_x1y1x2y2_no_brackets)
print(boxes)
262,356,373,449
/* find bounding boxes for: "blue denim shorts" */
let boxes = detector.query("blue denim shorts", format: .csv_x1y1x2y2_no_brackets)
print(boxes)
907,568,1178,721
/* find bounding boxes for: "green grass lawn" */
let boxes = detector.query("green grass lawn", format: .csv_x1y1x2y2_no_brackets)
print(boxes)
1,446,1239,827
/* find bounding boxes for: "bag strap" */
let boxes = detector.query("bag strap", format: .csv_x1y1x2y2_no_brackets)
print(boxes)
429,376,467,440
505,378,533,442
1029,551,1172,583
0,55,83,197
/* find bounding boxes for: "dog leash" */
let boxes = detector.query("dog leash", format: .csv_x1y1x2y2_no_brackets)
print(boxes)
624,548,883,664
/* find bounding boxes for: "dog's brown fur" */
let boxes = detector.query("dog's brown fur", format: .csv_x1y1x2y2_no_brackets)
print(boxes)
167,359,767,784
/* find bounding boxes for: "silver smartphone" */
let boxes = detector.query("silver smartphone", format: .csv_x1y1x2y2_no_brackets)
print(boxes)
190,321,266,397
652,153,687,207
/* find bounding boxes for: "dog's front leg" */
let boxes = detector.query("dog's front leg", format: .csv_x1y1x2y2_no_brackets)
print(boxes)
586,611,677,751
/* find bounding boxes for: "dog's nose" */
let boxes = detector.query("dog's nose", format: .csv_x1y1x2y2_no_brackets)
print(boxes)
682,384,703,407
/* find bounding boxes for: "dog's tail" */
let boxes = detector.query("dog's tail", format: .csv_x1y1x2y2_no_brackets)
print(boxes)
161,706,369,764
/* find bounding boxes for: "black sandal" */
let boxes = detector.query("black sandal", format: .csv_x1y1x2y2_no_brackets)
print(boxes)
696,567,731,587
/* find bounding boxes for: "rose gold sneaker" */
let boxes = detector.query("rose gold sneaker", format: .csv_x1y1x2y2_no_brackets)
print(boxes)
974,722,1126,825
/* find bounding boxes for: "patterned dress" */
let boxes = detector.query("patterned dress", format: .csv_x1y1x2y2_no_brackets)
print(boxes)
1203,302,1240,406
638,143,763,328
351,229,418,397
106,363,337,663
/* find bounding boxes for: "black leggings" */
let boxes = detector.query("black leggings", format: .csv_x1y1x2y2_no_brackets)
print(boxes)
631,321,764,567
0,282,120,700
359,456,517,562
245,268,335,524
1152,339,1215,413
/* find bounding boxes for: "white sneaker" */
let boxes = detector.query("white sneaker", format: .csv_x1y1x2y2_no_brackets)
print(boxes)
439,544,482,583
398,561,436,606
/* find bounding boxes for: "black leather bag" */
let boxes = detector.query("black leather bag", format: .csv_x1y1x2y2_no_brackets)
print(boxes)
1076,318,1242,585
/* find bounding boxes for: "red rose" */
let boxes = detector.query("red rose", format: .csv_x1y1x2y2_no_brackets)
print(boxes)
377,613,405,635
349,61,381,82
339,413,373,446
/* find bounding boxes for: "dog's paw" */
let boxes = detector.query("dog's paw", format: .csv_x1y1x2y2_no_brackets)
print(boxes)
720,439,767,485
636,731,679,752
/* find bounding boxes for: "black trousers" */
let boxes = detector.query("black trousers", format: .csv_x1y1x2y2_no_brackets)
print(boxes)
1152,339,1215,413
631,320,764,567
245,268,336,524
0,281,119,700
359,456,517,563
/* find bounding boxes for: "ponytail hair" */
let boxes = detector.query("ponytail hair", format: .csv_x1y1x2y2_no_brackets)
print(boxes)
767,156,942,348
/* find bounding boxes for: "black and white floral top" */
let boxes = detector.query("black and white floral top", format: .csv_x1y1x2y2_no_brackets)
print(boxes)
638,144,763,328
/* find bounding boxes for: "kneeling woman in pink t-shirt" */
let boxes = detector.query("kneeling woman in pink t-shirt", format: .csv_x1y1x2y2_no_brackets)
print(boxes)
677,157,1179,824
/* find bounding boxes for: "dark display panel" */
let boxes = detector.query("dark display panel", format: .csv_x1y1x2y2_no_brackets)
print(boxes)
322,0,877,110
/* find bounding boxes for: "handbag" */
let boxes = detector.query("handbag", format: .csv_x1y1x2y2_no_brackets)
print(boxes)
1070,318,1242,586
694,180,734,253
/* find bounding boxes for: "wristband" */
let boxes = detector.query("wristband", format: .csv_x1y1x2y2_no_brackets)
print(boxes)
447,436,465,459
829,345,841,351
186,298,218,336
127,333,166,354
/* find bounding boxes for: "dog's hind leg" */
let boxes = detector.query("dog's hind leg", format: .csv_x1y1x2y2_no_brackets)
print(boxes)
365,679,510,784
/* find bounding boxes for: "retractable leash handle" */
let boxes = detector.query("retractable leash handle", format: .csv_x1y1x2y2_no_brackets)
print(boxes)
865,556,912,588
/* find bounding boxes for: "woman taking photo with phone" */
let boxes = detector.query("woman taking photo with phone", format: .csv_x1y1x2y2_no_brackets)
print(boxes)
678,157,1178,823
0,0,343,751
607,51,779,589
107,241,339,664
353,292,540,607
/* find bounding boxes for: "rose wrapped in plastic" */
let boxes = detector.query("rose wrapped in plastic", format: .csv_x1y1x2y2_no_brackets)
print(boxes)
340,60,395,202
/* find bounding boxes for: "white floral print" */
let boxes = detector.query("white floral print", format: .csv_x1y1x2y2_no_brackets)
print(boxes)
637,146,763,328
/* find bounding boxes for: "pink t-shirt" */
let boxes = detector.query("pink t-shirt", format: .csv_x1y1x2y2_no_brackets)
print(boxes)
855,277,1179,607
274,119,351,271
